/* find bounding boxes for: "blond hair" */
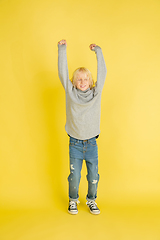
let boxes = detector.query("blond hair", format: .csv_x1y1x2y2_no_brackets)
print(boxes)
71,67,94,89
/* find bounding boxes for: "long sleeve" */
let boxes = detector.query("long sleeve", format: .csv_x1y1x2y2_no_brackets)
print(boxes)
60,45,107,140
58,44,69,90
93,46,107,92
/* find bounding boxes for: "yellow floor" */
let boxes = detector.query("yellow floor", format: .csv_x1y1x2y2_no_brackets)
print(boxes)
0,202,160,240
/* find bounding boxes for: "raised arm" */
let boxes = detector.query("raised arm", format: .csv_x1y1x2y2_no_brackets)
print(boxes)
90,44,107,92
58,39,69,90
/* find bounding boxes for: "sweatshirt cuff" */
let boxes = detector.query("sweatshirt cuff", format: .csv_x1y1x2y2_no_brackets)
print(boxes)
58,44,66,50
93,45,101,53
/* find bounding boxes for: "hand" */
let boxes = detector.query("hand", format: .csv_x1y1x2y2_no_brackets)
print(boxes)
58,39,67,46
89,44,97,50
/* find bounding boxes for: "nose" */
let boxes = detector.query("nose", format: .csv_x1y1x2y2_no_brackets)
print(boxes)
81,79,85,84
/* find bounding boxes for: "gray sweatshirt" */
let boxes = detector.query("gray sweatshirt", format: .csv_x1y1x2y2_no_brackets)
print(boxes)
58,44,107,140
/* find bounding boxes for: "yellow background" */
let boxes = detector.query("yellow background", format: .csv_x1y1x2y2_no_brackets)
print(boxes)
0,0,160,239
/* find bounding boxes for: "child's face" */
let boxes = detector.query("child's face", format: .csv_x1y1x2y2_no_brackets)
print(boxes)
75,72,90,91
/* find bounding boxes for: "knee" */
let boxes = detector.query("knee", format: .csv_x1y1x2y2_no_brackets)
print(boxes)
68,172,81,184
86,173,100,184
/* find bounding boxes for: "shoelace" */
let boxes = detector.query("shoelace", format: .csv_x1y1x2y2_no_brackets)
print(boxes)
86,201,97,209
69,200,80,209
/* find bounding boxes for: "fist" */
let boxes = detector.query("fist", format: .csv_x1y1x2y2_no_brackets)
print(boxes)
58,39,67,45
89,44,97,50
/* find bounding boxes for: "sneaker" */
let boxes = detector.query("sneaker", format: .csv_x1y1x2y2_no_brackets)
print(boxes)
86,200,100,215
68,200,80,215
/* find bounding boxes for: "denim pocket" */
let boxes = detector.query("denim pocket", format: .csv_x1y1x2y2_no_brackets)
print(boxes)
88,138,97,146
69,138,79,146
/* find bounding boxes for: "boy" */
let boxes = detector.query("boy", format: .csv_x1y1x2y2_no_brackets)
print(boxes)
58,39,107,214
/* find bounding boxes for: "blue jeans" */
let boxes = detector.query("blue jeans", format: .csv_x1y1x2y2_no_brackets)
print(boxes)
68,136,100,201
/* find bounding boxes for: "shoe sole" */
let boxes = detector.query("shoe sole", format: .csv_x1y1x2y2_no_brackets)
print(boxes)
68,210,78,215
89,210,100,215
